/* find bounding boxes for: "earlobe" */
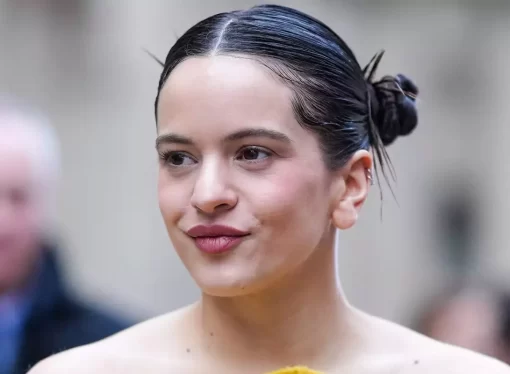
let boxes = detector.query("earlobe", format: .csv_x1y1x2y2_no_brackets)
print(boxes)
332,205,358,230
331,150,372,230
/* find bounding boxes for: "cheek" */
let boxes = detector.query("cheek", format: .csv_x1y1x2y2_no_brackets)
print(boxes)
6,204,42,236
158,175,176,220
244,167,330,236
0,202,41,270
157,171,190,226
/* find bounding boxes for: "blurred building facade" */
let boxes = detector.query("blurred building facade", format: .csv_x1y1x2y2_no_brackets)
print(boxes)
1,0,509,324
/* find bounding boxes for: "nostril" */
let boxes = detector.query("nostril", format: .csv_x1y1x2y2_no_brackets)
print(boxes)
215,203,231,211
195,202,233,215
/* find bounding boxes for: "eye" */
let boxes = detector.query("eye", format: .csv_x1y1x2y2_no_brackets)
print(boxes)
236,146,272,162
160,151,196,167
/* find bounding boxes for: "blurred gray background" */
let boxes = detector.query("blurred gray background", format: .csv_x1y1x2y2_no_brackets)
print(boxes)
1,0,509,326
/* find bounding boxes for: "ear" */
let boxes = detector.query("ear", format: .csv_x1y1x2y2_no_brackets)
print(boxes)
331,150,373,230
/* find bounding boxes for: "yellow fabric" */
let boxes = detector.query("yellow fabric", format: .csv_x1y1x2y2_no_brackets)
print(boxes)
265,366,324,374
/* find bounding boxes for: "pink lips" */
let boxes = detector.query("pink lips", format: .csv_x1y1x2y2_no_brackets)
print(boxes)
186,225,250,254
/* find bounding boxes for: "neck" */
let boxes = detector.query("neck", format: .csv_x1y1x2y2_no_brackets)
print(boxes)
197,231,357,369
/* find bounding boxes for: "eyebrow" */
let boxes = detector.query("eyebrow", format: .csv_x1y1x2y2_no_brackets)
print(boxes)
155,128,292,148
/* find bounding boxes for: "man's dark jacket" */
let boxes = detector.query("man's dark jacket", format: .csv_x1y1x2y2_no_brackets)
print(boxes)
14,248,131,374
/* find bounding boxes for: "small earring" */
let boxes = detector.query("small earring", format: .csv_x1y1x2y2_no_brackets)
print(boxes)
367,169,374,185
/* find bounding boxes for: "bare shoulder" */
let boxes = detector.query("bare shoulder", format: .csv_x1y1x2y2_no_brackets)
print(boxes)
28,305,197,374
357,312,510,374
27,345,185,374
27,345,114,374
407,344,510,374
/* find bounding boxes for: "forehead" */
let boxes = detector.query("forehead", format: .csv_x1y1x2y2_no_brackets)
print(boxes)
0,130,39,190
157,55,301,138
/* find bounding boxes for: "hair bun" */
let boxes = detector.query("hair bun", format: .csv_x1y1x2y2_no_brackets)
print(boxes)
369,73,419,146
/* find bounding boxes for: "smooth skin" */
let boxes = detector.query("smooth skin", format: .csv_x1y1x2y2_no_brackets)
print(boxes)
29,56,510,374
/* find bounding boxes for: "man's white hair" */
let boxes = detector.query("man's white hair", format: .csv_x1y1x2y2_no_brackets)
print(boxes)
0,95,61,220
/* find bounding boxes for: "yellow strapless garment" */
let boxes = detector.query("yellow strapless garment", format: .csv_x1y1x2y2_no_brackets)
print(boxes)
265,367,323,374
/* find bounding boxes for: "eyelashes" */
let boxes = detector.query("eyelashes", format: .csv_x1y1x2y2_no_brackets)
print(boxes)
158,151,196,167
158,146,274,168
235,146,272,162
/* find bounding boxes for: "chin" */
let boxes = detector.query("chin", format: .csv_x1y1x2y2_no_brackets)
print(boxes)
196,277,258,298
201,286,253,298
194,270,272,298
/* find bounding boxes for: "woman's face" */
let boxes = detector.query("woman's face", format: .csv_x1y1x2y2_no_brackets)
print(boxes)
156,55,339,296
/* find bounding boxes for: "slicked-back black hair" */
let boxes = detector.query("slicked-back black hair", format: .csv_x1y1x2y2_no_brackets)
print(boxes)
153,4,419,184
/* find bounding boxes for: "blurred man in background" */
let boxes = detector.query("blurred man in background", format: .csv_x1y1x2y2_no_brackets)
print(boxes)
0,97,130,374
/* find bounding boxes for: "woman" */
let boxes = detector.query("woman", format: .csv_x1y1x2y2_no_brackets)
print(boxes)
31,4,508,374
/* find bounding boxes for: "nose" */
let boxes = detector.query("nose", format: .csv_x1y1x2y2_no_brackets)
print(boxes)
190,159,237,215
